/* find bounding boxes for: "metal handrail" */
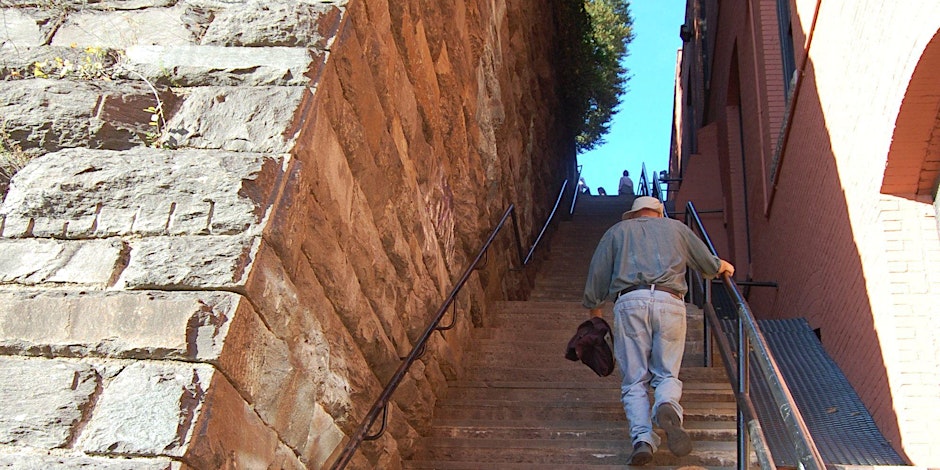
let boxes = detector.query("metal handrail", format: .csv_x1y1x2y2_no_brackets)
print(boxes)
638,162,650,196
684,201,824,470
524,179,567,265
569,164,582,215
651,169,662,201
329,180,570,469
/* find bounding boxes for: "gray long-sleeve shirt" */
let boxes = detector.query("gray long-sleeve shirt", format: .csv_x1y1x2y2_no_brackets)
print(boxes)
582,216,722,309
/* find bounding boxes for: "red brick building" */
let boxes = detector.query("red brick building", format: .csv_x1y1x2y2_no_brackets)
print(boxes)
670,0,940,465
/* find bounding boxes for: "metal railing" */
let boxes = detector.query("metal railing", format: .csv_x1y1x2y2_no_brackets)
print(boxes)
684,201,824,470
329,180,572,469
569,164,582,215
523,179,567,265
638,162,650,197
651,169,663,201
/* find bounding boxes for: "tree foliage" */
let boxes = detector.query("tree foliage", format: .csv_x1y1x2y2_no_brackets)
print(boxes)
556,0,635,153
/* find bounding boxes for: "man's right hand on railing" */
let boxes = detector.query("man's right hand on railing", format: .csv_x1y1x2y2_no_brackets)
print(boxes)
718,258,735,277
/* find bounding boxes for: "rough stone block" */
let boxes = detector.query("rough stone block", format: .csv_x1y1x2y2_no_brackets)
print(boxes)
0,290,241,361
118,234,256,289
0,357,99,449
242,242,384,462
183,370,306,470
79,361,211,457
303,402,347,469
163,86,305,153
201,2,344,48
0,289,310,462
0,78,176,152
97,87,180,146
51,7,194,49
124,45,317,87
0,238,124,287
0,8,44,49
0,451,180,469
212,293,292,420
0,79,105,152
0,148,285,238
80,361,304,469
3,0,176,8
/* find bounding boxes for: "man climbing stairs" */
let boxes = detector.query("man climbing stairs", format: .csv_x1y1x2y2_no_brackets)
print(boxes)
404,196,740,468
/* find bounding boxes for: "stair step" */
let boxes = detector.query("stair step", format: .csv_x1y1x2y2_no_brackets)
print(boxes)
443,383,733,403
466,337,706,354
488,303,703,321
428,419,737,441
493,299,702,314
410,437,738,466
471,326,705,343
433,401,737,422
469,333,706,344
460,363,724,383
492,300,587,312
446,379,731,390
405,463,732,470
530,292,584,301
465,347,708,371
457,365,728,380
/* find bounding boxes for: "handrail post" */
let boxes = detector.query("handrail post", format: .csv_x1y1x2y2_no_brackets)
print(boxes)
570,164,582,215
704,275,712,367
738,301,750,470
508,206,526,268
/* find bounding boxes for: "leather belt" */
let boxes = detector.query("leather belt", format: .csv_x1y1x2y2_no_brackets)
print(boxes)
617,284,682,300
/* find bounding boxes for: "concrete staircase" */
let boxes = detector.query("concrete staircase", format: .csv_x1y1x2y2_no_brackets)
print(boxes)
404,196,739,468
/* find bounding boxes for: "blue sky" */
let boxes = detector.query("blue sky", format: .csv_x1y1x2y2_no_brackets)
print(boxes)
577,0,685,196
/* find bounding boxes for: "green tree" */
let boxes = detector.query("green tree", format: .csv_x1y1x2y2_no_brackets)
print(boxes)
557,0,634,152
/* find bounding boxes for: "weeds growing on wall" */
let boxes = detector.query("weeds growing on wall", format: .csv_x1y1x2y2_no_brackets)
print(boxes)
0,128,30,192
5,42,171,159
31,46,113,80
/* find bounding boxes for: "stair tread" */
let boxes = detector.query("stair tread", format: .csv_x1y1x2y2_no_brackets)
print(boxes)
459,365,726,376
424,422,738,442
430,417,737,428
405,462,732,470
418,436,738,449
434,401,737,414
412,437,738,466
446,380,731,390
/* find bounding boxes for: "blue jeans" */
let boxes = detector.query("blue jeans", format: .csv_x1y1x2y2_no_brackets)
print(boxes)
613,288,687,451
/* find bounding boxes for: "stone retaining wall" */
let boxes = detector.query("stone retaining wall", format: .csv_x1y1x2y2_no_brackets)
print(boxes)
0,0,571,468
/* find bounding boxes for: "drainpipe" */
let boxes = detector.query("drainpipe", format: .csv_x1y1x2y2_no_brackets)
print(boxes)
736,87,754,278
766,0,823,213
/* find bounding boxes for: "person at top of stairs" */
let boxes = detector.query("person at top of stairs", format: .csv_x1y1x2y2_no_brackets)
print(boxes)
582,196,735,466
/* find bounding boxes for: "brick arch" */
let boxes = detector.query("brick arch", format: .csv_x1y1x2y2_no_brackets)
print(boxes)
877,28,940,465
882,29,940,198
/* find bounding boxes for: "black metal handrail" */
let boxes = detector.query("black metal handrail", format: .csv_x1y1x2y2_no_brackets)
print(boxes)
329,180,570,469
651,169,662,201
525,179,567,265
569,164,582,215
638,162,650,197
684,201,824,470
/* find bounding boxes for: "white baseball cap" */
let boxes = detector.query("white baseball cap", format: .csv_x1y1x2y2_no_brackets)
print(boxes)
622,196,664,220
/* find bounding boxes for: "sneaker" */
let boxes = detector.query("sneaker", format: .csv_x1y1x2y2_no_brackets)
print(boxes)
656,404,692,457
629,442,653,466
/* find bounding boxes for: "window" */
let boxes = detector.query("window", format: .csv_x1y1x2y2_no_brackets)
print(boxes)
776,0,797,96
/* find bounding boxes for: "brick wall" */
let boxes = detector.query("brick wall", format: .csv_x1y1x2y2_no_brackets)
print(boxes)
674,0,940,464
